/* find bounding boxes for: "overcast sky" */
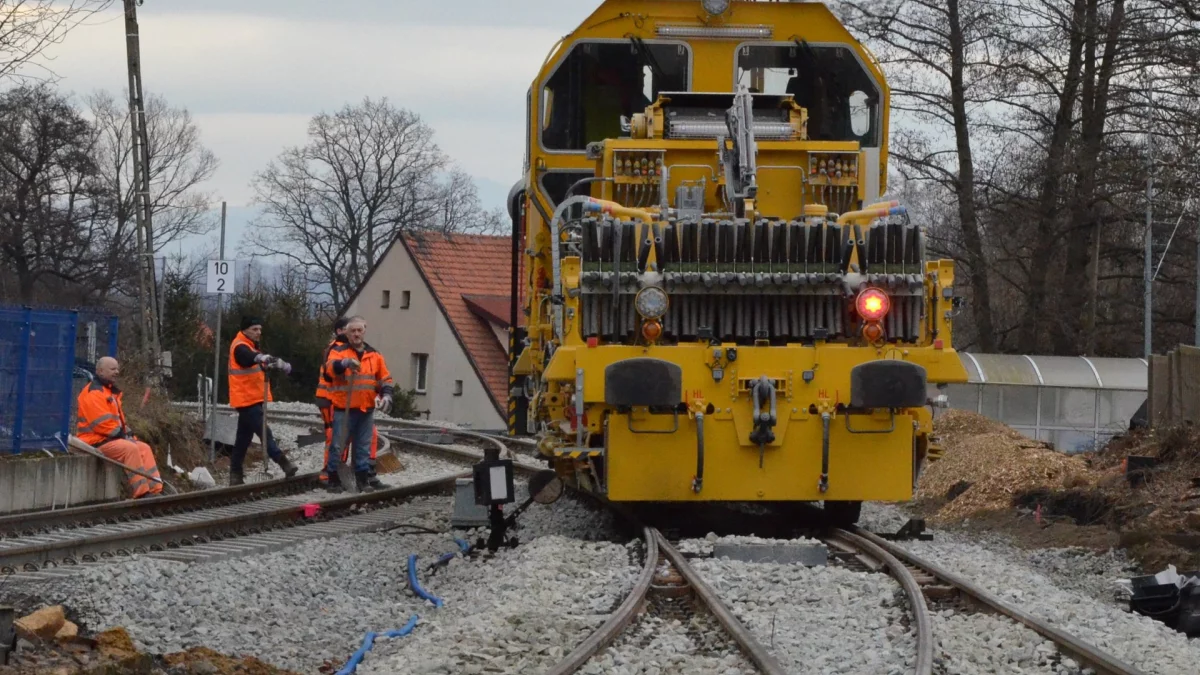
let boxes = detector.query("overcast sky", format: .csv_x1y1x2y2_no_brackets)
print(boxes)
33,0,602,256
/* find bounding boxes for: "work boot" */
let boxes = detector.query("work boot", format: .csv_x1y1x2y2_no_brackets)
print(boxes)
356,471,373,492
229,468,244,487
366,475,385,490
275,454,299,478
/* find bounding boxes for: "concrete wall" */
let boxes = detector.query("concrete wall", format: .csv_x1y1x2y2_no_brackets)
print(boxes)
0,454,123,514
345,246,504,429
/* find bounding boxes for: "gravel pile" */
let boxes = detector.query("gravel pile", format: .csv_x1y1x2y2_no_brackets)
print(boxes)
357,536,639,675
930,610,1074,674
898,537,1200,674
47,514,460,672
689,545,915,674
675,533,823,558
858,501,912,533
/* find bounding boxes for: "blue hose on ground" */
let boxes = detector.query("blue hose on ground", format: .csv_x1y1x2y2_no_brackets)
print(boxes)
408,553,444,607
335,614,419,675
429,538,474,574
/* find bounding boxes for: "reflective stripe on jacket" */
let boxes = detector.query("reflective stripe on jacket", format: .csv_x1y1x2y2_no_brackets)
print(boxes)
228,331,272,408
76,380,130,447
323,339,394,411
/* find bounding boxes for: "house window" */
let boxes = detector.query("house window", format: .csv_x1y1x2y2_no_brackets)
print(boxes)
401,290,411,309
381,290,390,308
454,380,463,396
412,353,428,393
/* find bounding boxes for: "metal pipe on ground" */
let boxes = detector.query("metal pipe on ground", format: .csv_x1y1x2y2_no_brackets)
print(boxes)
57,434,178,495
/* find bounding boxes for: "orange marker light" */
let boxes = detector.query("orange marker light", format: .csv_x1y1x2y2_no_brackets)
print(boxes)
862,322,885,344
642,320,663,342
856,288,890,322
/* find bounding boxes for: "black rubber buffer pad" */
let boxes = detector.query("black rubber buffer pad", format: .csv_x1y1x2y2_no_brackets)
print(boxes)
604,358,683,407
850,360,928,409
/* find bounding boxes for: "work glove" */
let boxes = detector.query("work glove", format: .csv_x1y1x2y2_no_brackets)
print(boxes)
268,358,292,375
340,358,362,371
254,353,275,365
375,394,392,412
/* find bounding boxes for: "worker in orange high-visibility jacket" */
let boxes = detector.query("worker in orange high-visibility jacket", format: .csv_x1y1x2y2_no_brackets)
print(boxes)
75,357,163,499
316,317,382,486
316,316,348,486
323,316,393,492
228,316,299,486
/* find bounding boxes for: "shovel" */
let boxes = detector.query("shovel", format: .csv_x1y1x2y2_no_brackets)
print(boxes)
261,372,272,478
335,379,358,493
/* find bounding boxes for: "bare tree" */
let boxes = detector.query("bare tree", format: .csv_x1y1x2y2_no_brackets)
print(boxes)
0,0,113,83
841,0,1007,351
85,90,217,303
0,83,108,303
248,97,501,305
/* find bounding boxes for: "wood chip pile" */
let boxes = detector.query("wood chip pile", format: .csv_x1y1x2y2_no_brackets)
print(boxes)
917,409,1089,521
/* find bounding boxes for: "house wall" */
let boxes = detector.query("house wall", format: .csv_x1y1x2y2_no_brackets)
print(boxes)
344,247,504,429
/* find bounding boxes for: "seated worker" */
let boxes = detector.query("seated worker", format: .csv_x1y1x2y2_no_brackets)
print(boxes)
75,356,164,499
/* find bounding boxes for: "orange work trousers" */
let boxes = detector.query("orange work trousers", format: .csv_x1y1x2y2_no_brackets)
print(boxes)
320,407,377,482
99,439,163,499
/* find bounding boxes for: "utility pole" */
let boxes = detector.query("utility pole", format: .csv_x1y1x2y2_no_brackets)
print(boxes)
124,0,161,368
210,203,226,462
1143,84,1154,359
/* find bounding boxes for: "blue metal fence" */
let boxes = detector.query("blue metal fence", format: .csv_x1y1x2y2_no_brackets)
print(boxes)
0,306,118,453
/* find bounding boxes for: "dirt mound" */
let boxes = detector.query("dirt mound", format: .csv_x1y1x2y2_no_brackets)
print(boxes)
0,618,298,675
918,410,1089,521
919,410,1200,573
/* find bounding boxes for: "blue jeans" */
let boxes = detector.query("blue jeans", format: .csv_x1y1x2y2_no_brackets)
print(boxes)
329,408,374,475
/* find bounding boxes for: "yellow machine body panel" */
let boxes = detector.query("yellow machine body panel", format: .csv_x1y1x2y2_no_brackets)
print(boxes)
607,410,915,502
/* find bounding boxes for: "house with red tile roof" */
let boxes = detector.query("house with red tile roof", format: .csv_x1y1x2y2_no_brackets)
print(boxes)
340,232,515,430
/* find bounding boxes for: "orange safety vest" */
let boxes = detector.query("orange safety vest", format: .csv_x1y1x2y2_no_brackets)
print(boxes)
228,331,273,408
314,338,337,407
76,380,130,447
323,340,393,411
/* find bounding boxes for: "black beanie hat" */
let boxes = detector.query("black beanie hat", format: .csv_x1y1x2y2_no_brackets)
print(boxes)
240,316,263,331
333,317,349,333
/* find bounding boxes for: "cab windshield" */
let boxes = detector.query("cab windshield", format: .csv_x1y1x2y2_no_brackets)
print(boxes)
541,40,690,151
735,43,880,146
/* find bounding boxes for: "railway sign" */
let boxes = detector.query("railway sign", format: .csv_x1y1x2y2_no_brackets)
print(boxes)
206,260,235,295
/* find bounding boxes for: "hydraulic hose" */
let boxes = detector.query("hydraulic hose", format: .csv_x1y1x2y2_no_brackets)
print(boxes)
335,615,420,675
837,205,906,225
407,554,444,608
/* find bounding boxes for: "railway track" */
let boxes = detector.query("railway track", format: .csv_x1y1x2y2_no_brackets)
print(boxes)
534,523,1144,675
852,527,1146,675
0,415,529,579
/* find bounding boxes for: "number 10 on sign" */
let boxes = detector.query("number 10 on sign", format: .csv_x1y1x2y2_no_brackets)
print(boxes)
207,260,235,294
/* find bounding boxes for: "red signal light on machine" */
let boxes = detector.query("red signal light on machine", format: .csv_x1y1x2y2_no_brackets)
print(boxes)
856,288,890,322
642,320,663,342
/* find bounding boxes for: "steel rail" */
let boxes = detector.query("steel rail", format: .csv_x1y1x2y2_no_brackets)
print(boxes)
852,528,1146,675
830,528,934,675
544,527,658,675
384,433,543,476
0,473,319,539
0,473,465,574
654,530,789,675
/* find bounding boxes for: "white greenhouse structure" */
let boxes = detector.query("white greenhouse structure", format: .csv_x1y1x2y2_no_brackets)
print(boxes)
938,353,1148,454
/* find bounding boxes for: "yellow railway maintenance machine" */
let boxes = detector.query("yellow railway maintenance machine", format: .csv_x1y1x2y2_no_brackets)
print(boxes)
497,0,970,528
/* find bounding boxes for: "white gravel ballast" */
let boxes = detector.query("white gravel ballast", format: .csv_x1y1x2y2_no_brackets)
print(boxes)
357,535,639,675
682,536,917,675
